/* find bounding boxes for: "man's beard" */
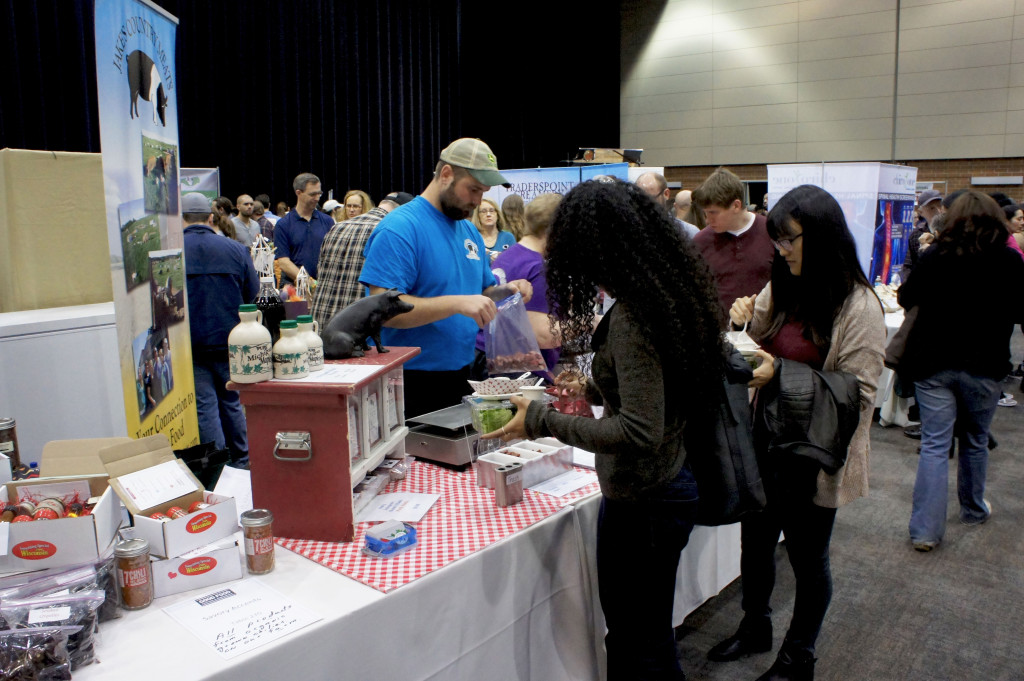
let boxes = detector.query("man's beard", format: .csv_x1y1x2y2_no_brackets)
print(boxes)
439,184,471,221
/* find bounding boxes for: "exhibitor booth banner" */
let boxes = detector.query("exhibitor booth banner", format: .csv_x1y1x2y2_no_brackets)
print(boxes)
483,163,630,205
94,0,199,448
180,167,220,203
767,162,917,285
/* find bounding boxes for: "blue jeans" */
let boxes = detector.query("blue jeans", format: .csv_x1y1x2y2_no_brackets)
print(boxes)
909,370,999,544
597,466,698,681
193,360,249,464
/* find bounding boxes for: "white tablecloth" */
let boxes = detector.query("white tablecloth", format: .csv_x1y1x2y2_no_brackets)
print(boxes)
877,309,914,427
75,490,741,681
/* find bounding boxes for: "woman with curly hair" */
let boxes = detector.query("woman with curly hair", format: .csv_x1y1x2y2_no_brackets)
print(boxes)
471,197,515,262
899,191,1024,552
718,184,885,681
484,178,725,680
501,193,526,240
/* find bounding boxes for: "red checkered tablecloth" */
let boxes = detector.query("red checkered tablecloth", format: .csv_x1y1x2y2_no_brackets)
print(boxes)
277,459,600,593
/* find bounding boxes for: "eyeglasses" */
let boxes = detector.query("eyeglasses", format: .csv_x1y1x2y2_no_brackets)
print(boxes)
771,233,803,252
478,208,497,215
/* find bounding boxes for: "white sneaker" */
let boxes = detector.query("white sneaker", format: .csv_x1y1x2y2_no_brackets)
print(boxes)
998,394,1017,407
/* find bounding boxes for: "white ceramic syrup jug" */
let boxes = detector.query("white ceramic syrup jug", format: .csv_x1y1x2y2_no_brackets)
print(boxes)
228,304,273,383
272,320,309,379
296,314,324,372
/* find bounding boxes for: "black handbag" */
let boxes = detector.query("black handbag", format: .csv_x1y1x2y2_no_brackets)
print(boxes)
685,349,766,526
883,306,918,372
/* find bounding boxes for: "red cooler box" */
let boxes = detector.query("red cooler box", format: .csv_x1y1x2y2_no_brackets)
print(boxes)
229,347,418,542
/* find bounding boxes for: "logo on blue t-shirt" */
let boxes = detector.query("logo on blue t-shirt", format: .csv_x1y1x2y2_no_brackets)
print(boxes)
464,239,481,260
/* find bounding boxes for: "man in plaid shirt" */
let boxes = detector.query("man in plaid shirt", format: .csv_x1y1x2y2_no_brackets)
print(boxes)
311,191,415,330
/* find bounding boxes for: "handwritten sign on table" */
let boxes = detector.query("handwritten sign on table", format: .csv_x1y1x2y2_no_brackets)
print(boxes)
163,579,321,659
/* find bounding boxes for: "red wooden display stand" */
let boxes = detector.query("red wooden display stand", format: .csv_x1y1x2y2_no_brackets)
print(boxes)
228,347,419,543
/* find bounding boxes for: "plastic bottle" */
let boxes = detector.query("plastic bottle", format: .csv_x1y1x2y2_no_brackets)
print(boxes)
296,314,324,372
273,320,309,379
228,304,273,383
890,271,902,288
255,276,285,344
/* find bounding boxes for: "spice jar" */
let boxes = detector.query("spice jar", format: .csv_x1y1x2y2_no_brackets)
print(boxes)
114,538,154,610
166,506,188,519
240,509,275,575
0,419,19,470
36,498,65,517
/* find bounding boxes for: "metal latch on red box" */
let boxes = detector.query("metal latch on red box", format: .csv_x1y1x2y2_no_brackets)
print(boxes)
273,432,312,462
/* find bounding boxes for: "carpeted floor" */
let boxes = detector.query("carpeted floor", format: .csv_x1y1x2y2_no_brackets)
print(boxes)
674,339,1024,681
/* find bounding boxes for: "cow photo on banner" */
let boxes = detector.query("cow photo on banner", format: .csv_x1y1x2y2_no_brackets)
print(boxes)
94,0,199,447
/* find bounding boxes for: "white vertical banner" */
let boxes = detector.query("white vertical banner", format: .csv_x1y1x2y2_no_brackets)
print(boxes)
94,0,199,447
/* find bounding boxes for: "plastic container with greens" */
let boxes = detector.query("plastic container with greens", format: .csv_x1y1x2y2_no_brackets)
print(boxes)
462,395,517,434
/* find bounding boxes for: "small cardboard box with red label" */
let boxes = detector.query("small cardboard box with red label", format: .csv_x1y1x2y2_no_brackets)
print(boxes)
0,474,120,573
100,435,238,558
151,536,243,598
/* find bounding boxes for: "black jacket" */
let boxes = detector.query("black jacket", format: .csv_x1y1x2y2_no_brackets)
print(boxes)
756,359,861,475
685,348,766,526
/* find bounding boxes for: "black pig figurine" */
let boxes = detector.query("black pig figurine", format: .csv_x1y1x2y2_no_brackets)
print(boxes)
321,289,414,359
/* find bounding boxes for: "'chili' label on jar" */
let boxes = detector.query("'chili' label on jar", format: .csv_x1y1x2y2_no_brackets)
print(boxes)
119,565,151,588
12,541,57,560
245,536,274,555
179,556,217,575
186,512,217,534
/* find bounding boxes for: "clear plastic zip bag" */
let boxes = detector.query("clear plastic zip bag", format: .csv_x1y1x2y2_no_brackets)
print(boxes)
0,626,79,681
0,592,105,671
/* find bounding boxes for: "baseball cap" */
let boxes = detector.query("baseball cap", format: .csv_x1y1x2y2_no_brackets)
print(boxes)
439,138,511,188
322,199,342,213
917,189,942,207
181,192,211,213
382,191,414,206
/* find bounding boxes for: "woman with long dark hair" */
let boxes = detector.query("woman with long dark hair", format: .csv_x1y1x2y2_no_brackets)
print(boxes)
715,184,885,681
899,191,1024,551
484,178,724,680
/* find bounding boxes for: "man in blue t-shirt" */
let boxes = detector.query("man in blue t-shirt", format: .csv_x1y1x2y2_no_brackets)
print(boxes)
273,172,335,285
360,138,533,417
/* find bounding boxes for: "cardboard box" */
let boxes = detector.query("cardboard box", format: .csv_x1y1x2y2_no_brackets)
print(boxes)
151,536,243,598
100,435,238,558
41,437,131,481
0,477,120,573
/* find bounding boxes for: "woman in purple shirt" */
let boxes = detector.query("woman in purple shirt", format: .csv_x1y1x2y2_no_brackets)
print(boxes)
471,193,563,379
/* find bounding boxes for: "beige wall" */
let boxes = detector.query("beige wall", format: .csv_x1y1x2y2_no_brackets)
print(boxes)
622,0,1024,166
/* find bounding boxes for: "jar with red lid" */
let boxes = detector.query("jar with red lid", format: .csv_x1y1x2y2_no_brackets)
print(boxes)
166,506,188,519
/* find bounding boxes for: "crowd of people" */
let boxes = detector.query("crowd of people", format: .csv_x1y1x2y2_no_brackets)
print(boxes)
179,141,1024,681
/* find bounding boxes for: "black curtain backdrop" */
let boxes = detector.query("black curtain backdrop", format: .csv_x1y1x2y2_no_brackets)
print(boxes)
0,0,619,207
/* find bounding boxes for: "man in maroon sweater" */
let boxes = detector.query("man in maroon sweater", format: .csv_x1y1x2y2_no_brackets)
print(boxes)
692,168,775,323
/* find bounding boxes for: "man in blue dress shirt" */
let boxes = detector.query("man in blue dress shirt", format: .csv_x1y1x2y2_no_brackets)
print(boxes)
273,172,335,286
